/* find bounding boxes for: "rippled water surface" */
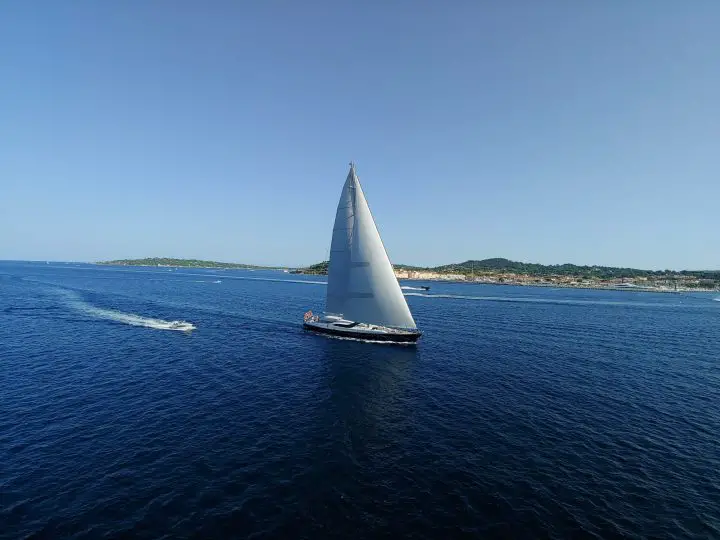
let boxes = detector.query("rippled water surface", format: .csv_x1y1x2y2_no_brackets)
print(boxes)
2,261,719,538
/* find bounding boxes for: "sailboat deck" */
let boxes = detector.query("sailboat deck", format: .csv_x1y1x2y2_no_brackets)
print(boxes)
304,320,421,343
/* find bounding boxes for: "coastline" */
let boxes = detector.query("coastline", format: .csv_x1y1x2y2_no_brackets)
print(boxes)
95,259,720,293
457,281,717,293
293,270,717,293
95,262,282,271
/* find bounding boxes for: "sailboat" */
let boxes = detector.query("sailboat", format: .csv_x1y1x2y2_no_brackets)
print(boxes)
303,163,422,344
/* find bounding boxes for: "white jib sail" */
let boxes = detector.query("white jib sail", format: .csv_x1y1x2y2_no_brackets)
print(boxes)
325,164,417,329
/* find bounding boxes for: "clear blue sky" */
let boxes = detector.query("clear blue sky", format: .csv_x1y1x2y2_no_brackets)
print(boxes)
1,1,718,269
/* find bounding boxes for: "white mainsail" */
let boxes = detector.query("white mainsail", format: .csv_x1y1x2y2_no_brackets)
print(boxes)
325,164,417,329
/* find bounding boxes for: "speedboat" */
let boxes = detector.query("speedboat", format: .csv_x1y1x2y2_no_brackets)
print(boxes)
167,321,195,332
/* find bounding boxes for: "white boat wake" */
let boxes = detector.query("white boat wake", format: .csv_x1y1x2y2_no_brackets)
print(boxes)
310,332,416,345
177,272,325,286
400,286,426,291
62,290,196,332
402,292,685,308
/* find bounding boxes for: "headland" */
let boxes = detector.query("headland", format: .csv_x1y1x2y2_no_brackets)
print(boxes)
293,259,720,292
97,257,720,292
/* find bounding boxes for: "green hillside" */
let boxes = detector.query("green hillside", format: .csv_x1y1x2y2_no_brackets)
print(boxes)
297,257,720,283
97,258,278,269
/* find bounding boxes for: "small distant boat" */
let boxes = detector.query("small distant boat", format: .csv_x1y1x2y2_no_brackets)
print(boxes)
167,321,194,332
420,286,430,291
303,163,421,344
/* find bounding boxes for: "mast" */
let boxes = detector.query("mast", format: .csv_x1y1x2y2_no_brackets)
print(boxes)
325,163,416,328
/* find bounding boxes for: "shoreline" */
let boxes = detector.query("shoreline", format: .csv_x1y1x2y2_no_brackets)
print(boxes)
457,281,717,293
295,270,718,293
94,263,282,271
396,277,717,293
94,263,718,293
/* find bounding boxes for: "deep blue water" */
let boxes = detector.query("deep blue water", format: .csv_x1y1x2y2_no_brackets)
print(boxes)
1,261,719,539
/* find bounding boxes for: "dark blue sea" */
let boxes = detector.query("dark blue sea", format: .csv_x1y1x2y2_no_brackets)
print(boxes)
1,261,719,539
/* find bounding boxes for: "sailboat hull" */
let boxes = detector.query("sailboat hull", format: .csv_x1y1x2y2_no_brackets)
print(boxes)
304,320,421,343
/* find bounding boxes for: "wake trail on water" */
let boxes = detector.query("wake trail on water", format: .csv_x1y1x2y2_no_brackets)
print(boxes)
401,286,426,291
89,266,327,286
403,292,685,308
190,274,327,286
60,290,196,332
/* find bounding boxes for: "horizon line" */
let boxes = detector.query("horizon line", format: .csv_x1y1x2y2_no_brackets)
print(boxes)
2,258,718,273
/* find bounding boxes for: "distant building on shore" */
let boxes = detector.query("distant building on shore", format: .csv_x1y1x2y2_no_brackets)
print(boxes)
394,269,466,281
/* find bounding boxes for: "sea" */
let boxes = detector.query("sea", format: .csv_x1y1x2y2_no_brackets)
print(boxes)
1,261,719,539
